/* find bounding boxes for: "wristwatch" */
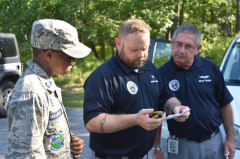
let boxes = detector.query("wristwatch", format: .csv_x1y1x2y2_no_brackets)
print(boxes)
152,146,161,152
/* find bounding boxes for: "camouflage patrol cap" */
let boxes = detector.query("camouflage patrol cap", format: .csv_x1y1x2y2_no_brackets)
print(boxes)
31,19,91,58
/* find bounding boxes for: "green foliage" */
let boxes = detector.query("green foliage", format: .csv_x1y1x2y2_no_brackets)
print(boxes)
200,36,232,66
153,56,171,68
58,83,84,108
54,52,103,86
1,0,239,88
18,42,32,70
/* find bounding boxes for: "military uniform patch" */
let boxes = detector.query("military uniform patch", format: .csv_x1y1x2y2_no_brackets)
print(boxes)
127,81,138,95
51,133,64,151
169,80,180,91
49,108,63,120
46,80,52,88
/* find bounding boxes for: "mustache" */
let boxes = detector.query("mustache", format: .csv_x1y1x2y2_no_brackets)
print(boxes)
176,53,186,58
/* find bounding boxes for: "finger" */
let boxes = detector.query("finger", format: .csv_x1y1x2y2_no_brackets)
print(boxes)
72,135,84,143
71,136,84,144
74,154,81,158
140,109,154,115
224,147,229,157
184,111,190,116
71,144,84,152
71,141,84,147
228,149,235,159
71,148,83,154
71,145,84,152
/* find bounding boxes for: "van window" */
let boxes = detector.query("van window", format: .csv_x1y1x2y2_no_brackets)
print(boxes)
222,43,240,83
151,40,172,68
0,37,17,58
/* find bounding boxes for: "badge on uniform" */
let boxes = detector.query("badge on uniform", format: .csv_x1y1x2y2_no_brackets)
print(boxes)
51,133,64,151
126,81,138,95
46,80,52,88
167,138,179,155
169,79,180,91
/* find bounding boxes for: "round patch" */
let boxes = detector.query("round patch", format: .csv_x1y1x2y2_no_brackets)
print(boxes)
46,81,52,88
51,133,64,151
127,81,138,95
169,80,180,91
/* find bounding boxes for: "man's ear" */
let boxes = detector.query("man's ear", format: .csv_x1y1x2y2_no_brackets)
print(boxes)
195,44,202,55
171,39,174,50
44,50,53,61
115,38,123,51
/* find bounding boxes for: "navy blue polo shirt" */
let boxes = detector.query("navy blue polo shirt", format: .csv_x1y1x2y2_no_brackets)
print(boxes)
157,55,233,140
83,52,173,157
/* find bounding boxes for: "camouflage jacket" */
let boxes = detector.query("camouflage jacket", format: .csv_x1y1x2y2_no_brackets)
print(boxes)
5,60,73,159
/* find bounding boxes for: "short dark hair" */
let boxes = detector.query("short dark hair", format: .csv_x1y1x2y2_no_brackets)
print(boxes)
118,19,150,39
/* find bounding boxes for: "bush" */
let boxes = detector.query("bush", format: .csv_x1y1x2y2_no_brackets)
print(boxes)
200,36,233,66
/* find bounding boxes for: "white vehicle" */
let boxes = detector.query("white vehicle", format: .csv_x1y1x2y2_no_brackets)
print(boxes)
149,38,240,158
219,37,240,158
0,33,23,117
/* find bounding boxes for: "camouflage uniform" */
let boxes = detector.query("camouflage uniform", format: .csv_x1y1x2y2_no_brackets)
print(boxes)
5,60,73,159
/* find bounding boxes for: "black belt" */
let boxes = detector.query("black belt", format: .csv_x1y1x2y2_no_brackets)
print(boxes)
173,128,220,143
95,152,144,159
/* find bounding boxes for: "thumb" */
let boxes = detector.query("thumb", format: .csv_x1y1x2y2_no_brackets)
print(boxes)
139,108,154,115
224,147,229,157
71,135,78,141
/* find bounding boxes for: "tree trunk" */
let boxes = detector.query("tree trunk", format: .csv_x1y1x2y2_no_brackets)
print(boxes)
171,4,179,38
226,1,231,36
89,41,100,60
237,0,240,33
179,3,184,25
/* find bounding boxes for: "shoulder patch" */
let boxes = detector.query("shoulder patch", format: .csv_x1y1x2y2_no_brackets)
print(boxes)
51,133,64,151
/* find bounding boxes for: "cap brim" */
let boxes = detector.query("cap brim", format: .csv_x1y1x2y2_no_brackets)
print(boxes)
62,42,91,58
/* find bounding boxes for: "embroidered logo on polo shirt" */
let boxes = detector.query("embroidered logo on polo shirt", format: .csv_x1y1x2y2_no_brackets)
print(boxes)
169,80,180,91
127,81,138,95
151,75,159,83
51,133,64,151
198,75,212,83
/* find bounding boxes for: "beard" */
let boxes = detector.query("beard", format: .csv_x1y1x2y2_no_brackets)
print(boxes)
119,49,147,70
128,58,146,69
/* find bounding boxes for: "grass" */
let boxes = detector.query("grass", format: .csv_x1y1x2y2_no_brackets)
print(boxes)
59,83,84,108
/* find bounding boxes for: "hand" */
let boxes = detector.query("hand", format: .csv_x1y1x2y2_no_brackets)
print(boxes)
173,106,190,122
154,150,165,159
136,109,164,131
71,135,85,158
224,138,235,159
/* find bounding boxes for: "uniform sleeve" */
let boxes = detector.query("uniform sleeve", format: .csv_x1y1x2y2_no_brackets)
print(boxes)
6,92,49,158
83,72,114,125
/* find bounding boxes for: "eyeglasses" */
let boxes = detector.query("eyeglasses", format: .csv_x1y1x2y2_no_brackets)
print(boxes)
45,50,75,64
173,41,196,52
55,51,75,64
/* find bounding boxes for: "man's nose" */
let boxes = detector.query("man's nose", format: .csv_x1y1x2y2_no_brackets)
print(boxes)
179,45,187,53
137,51,145,57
